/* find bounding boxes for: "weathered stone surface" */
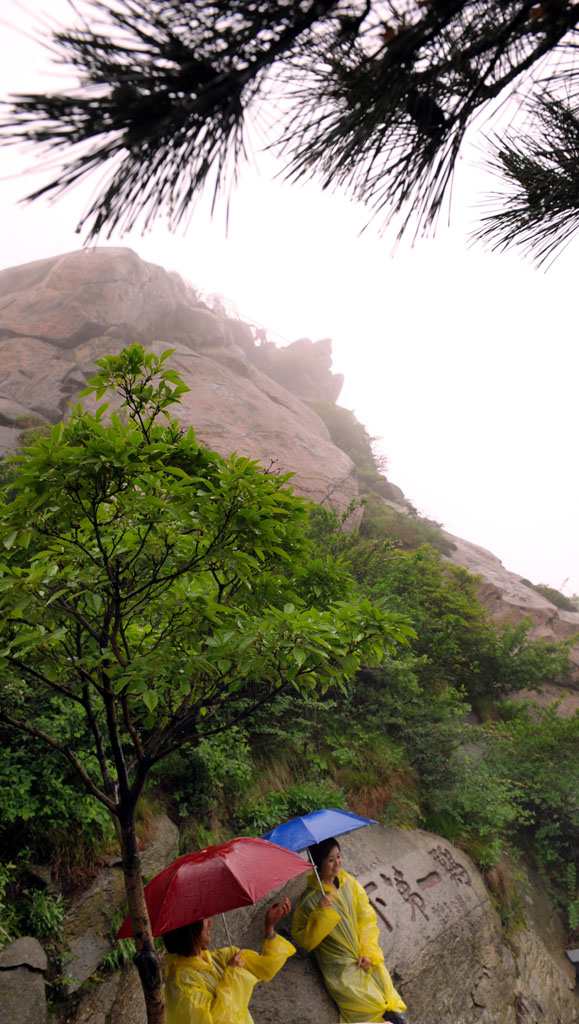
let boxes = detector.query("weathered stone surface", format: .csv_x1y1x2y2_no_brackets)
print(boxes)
65,932,111,992
515,865,577,1021
63,813,179,991
0,965,47,1024
0,395,43,427
0,248,202,348
148,341,358,513
64,866,126,946
139,812,180,878
225,318,257,356
73,973,121,1024
105,966,147,1024
71,967,147,1024
64,814,178,940
0,936,47,972
42,825,577,1024
0,247,360,519
254,336,344,404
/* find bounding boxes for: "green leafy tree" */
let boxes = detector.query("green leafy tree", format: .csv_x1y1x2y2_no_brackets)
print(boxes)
430,700,579,877
0,345,411,1024
2,0,579,257
348,541,570,700
482,702,579,874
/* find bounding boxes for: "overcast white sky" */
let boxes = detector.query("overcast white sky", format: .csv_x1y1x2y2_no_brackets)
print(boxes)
1,0,578,595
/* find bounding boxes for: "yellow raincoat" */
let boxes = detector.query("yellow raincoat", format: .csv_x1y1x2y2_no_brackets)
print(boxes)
164,933,295,1024
291,870,406,1024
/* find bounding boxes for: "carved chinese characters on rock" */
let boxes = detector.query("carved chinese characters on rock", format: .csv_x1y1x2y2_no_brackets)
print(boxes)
362,847,472,932
428,845,472,887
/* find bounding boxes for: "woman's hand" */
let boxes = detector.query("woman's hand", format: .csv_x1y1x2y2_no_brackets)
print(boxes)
319,895,333,910
264,897,291,937
357,956,371,970
228,951,244,968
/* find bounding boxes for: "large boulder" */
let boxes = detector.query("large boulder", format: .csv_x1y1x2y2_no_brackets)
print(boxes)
0,248,212,349
254,336,345,403
203,826,578,1024
0,937,47,1024
0,247,360,520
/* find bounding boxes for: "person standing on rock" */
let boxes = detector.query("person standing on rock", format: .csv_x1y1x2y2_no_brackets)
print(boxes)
291,838,408,1024
163,898,294,1024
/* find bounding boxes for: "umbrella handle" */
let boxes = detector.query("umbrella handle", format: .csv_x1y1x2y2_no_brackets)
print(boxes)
221,912,234,960
307,849,326,894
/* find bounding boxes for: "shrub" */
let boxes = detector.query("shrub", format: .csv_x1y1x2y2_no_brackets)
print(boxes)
0,863,19,949
155,728,254,820
528,582,578,613
0,723,115,883
234,781,346,835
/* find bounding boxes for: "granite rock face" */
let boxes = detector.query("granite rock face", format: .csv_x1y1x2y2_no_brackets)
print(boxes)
0,247,359,519
253,336,345,403
62,813,179,991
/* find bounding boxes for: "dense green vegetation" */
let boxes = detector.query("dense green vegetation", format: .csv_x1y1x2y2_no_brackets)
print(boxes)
0,356,578,990
0,347,411,1021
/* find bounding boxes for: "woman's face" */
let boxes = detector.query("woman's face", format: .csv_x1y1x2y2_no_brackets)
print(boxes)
199,918,212,948
320,844,342,882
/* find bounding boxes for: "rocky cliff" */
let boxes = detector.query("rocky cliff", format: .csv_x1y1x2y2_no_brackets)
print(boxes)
0,247,358,520
1,245,577,694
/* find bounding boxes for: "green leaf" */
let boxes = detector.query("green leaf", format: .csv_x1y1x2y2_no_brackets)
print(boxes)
142,690,159,713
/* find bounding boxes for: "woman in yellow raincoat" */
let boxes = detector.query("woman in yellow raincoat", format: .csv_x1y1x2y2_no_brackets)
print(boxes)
291,838,408,1024
164,897,295,1024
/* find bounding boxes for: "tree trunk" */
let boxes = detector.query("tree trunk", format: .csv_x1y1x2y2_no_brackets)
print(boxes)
119,806,165,1024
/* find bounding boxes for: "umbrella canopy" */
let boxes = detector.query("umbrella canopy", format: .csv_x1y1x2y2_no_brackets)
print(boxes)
116,836,310,939
261,808,376,852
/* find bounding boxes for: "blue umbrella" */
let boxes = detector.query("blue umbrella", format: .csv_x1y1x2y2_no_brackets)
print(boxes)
262,808,376,852
262,808,376,892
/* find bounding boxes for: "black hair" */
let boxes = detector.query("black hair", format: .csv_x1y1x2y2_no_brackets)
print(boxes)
163,919,204,956
308,836,341,872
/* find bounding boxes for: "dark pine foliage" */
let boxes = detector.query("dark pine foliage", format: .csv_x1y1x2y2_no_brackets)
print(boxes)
2,1,579,257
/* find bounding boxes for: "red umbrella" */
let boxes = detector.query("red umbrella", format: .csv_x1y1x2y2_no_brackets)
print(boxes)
116,836,310,938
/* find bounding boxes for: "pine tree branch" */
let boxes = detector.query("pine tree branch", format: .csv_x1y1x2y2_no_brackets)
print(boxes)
475,92,579,265
2,1,579,243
